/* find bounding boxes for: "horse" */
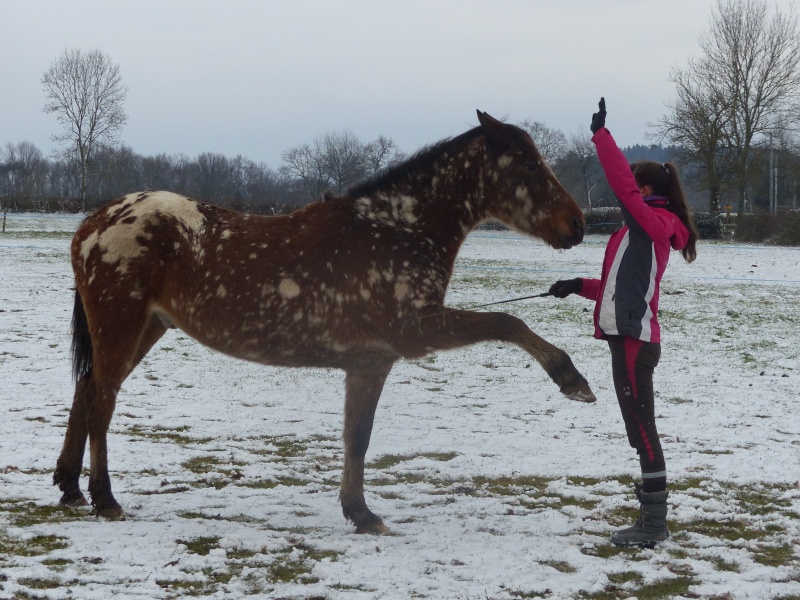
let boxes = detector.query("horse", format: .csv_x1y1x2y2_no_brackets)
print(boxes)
55,110,595,534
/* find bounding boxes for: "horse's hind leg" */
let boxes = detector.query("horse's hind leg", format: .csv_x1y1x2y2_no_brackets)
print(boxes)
90,315,168,518
402,310,596,402
54,374,93,506
56,313,166,517
340,361,394,534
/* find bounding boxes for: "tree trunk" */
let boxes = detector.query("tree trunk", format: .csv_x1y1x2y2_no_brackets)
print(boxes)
708,185,720,215
80,158,88,213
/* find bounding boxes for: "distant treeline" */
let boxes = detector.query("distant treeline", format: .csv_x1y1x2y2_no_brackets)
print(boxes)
2,130,798,215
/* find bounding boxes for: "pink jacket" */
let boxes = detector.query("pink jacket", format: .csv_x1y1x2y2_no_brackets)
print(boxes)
578,128,690,343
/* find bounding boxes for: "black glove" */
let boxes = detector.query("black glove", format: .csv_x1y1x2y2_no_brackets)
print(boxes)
549,278,583,298
590,97,606,134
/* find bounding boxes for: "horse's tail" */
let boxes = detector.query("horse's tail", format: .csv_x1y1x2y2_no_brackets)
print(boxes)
71,290,93,381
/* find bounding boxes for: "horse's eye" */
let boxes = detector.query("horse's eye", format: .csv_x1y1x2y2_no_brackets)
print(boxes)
523,161,538,173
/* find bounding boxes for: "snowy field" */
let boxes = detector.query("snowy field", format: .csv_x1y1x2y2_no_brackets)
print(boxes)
1,212,799,599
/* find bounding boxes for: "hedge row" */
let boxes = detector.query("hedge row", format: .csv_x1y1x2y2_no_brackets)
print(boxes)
733,211,800,245
585,208,800,245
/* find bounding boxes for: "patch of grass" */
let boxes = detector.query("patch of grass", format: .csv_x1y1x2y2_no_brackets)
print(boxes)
243,435,308,459
17,577,63,590
126,424,213,445
669,477,706,492
0,532,69,557
732,482,795,516
631,576,696,599
673,517,767,542
136,485,192,496
567,476,605,487
421,451,459,462
540,559,576,573
178,511,262,524
369,451,459,470
580,544,649,561
156,578,202,593
510,590,553,599
182,456,225,474
603,504,641,528
606,571,643,585
666,396,693,405
268,541,340,585
369,454,415,469
579,575,695,600
472,474,550,496
708,556,740,572
178,536,221,556
751,543,796,567
237,475,311,489
0,499,86,527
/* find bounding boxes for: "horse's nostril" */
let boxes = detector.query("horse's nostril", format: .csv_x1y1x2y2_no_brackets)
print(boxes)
573,217,585,238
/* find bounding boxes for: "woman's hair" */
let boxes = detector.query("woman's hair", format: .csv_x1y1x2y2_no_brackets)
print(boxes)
631,161,698,263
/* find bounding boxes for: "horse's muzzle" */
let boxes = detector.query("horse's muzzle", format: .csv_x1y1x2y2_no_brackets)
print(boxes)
560,217,585,249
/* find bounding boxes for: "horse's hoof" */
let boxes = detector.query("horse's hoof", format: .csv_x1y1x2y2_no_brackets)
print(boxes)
562,382,597,403
355,519,391,535
96,505,125,520
59,493,89,507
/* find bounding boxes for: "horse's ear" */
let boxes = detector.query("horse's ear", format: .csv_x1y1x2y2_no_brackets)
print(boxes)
477,110,511,155
477,110,504,133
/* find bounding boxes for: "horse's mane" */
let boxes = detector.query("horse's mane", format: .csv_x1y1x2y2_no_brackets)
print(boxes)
346,126,484,199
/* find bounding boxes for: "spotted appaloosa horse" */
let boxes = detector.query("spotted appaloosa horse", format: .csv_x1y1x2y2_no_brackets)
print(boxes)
55,110,595,533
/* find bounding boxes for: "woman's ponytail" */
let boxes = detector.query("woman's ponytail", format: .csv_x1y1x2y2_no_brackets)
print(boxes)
632,161,698,263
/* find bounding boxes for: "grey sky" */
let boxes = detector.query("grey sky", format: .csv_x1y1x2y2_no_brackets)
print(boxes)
2,0,797,168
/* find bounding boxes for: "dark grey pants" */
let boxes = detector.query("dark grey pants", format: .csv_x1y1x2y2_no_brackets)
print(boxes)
607,335,666,492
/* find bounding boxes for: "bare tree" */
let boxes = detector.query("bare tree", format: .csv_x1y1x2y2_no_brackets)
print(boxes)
3,141,49,211
280,130,403,199
42,48,128,211
320,130,366,194
557,130,604,210
518,119,568,163
363,135,403,176
280,143,330,200
656,0,800,214
652,65,732,214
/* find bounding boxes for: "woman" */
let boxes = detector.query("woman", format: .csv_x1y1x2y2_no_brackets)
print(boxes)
550,98,698,548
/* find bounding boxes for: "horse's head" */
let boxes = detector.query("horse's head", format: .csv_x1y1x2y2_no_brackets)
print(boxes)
477,110,584,249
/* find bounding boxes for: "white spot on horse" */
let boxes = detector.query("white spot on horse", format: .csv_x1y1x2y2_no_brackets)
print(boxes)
367,269,381,287
515,186,532,202
278,278,301,299
86,192,205,272
394,281,410,302
360,287,371,301
498,154,513,168
79,231,100,266
221,230,232,239
249,253,257,259
392,195,418,224
217,284,227,298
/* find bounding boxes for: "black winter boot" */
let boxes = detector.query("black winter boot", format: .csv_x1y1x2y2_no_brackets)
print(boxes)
610,484,670,548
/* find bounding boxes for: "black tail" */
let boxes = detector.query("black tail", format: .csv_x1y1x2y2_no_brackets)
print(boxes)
71,291,93,381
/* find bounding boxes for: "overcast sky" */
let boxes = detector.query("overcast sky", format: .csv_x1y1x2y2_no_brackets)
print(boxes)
2,0,798,168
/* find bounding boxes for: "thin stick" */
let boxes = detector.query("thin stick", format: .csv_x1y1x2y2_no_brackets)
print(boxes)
414,292,552,320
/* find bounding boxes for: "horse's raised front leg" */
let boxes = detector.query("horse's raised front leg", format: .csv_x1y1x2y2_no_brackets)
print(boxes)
340,361,394,534
54,374,93,507
402,309,596,402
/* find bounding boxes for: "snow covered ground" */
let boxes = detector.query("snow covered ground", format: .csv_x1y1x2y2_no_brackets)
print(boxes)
1,213,798,599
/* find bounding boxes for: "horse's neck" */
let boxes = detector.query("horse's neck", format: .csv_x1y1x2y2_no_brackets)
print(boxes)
356,144,488,241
